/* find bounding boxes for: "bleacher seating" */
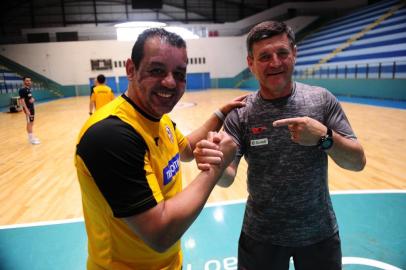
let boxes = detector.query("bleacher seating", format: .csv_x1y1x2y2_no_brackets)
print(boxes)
0,55,66,109
295,0,406,79
0,66,23,94
0,65,46,95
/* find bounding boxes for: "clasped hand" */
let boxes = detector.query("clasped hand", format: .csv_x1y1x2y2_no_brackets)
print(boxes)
193,131,236,172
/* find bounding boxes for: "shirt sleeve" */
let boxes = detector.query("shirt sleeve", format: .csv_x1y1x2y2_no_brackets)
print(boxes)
172,120,189,153
323,90,357,139
76,116,162,218
18,89,25,99
223,108,245,158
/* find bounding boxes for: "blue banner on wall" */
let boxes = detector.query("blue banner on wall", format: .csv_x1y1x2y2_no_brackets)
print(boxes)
186,72,211,90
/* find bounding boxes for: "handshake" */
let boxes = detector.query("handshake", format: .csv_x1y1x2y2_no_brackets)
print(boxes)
193,131,237,175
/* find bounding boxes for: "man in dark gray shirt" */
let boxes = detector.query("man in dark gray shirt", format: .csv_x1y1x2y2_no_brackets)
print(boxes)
195,21,366,270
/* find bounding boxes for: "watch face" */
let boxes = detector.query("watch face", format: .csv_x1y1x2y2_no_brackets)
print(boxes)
322,138,333,149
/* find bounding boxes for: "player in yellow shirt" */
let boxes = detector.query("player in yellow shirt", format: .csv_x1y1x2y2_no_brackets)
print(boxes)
89,74,115,114
75,28,246,270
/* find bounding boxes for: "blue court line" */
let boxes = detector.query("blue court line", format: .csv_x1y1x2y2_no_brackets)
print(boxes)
1,191,405,270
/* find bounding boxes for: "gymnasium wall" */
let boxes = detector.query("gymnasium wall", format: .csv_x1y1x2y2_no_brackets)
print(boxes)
0,36,245,86
1,32,405,106
0,89,60,109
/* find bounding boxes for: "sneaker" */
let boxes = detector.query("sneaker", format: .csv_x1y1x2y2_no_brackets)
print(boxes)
30,138,41,145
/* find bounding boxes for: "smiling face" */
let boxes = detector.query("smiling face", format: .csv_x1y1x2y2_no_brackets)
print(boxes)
126,37,187,118
247,33,296,99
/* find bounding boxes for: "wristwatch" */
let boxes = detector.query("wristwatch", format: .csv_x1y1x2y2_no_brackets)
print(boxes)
318,128,333,150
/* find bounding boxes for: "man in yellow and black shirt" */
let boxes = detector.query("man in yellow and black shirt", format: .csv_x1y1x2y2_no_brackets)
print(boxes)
89,74,115,115
75,28,245,270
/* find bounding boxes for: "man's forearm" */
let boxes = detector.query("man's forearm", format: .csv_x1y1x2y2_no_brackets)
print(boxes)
326,132,366,171
124,167,223,252
89,101,94,114
187,113,224,150
20,100,29,114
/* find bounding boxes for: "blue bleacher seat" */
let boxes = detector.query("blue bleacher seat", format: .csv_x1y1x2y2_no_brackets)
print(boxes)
295,0,406,79
0,67,23,94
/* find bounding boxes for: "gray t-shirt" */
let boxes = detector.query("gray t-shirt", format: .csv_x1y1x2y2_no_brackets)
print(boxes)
224,82,356,247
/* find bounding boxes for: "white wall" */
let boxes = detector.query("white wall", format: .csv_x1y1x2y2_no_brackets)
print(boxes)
0,36,247,85
0,8,337,85
1,41,131,85
187,36,247,78
2,0,363,85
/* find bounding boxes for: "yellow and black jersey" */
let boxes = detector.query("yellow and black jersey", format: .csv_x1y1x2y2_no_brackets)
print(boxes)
75,94,189,270
90,84,115,110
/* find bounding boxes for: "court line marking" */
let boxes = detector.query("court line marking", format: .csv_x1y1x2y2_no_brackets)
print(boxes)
342,257,403,270
1,190,405,229
0,217,84,230
331,190,406,195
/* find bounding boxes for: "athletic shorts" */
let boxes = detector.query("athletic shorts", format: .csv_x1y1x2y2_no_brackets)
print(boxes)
26,107,35,122
238,231,342,270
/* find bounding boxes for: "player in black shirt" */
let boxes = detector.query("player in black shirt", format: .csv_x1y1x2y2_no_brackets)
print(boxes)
19,77,40,144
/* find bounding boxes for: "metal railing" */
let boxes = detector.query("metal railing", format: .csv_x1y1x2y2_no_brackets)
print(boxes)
293,61,406,80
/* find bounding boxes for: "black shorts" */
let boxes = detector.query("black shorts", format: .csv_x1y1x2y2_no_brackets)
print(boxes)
26,107,35,122
238,231,342,270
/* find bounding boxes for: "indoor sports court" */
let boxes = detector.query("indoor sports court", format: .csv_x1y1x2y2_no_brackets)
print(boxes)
0,0,405,269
